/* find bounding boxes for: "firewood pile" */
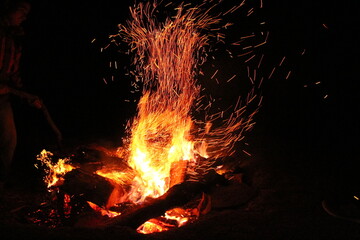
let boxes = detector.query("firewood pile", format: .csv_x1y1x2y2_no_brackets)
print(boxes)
23,144,257,232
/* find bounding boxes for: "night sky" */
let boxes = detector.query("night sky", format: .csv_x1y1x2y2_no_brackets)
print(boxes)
10,0,360,189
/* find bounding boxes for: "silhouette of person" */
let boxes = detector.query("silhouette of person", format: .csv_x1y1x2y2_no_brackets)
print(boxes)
0,0,32,194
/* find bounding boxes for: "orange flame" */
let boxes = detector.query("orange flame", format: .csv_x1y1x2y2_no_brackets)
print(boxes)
36,149,76,188
35,1,263,234
116,0,258,204
118,2,220,203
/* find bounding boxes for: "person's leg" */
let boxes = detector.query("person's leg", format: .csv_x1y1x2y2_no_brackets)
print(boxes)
0,96,17,192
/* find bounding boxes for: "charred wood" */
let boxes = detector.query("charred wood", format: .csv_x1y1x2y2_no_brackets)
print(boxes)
106,170,226,229
70,144,130,173
61,169,115,208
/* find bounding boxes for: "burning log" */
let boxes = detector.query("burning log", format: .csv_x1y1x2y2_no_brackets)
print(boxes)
105,170,226,229
169,160,188,187
60,169,116,208
70,144,130,173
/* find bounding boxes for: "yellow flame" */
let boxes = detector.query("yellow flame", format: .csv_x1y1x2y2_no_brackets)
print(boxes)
116,1,259,204
120,2,217,203
36,149,76,188
35,1,262,233
127,98,195,202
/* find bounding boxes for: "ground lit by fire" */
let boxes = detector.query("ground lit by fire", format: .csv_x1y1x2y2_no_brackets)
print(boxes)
34,0,265,234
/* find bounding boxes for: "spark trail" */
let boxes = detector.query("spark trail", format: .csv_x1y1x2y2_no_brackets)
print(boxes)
114,1,259,202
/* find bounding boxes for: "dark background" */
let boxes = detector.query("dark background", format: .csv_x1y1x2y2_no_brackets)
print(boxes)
10,0,360,195
2,1,360,239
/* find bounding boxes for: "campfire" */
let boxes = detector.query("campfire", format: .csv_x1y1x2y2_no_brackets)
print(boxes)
31,0,264,234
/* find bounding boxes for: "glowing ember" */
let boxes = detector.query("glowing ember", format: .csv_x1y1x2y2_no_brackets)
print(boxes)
87,201,121,218
137,209,191,234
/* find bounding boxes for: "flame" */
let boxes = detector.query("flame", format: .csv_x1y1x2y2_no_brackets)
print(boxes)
127,96,196,202
36,149,76,188
115,1,259,204
119,2,219,203
34,0,263,234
